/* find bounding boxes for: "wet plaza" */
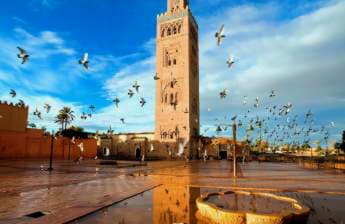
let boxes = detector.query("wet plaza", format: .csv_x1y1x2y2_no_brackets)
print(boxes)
0,160,344,224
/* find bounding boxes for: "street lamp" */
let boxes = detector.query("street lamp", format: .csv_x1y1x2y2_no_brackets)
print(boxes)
232,124,237,178
48,130,55,172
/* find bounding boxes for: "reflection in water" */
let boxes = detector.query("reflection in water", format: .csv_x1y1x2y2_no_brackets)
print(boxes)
153,185,200,224
69,186,345,224
207,192,296,214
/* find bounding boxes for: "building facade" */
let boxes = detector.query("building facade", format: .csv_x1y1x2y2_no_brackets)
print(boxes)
155,0,200,158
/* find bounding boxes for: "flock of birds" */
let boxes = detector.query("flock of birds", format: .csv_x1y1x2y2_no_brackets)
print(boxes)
1,23,337,151
201,24,336,150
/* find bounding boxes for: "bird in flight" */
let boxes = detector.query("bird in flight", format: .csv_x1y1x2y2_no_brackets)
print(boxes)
215,24,226,46
132,81,140,93
17,47,29,64
154,73,160,80
219,89,228,99
120,118,125,124
254,97,260,108
81,112,87,120
113,97,120,108
9,89,16,98
79,53,89,70
140,98,146,107
89,105,96,112
128,89,134,98
269,90,276,98
16,99,25,107
33,109,42,120
226,55,235,68
44,103,51,113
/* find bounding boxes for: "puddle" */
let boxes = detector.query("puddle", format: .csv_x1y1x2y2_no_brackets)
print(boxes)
69,186,345,224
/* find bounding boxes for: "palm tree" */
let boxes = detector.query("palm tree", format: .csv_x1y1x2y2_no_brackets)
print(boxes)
55,107,75,131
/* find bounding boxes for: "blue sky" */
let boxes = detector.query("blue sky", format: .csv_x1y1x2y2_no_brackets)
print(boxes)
0,0,344,147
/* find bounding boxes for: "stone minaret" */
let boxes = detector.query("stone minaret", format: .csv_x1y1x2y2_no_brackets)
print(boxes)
155,0,200,158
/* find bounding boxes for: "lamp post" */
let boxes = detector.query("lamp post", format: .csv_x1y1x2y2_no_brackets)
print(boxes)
48,131,55,172
232,124,237,178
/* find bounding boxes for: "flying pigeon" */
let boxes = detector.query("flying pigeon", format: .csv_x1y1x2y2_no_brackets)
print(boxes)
177,139,189,157
44,103,51,113
79,53,89,70
9,89,16,98
226,55,235,68
243,96,248,105
128,89,134,98
219,89,228,99
89,105,96,112
154,73,160,80
150,144,155,152
132,81,140,93
81,112,87,120
78,142,84,152
33,109,42,120
17,47,29,64
113,97,120,108
269,90,276,98
16,99,25,107
140,98,146,107
120,118,125,124
215,24,226,46
254,97,260,108
231,115,237,122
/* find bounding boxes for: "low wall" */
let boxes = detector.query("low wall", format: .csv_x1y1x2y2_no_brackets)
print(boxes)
0,129,97,160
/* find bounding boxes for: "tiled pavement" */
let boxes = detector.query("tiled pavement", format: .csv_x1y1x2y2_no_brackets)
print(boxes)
0,160,344,224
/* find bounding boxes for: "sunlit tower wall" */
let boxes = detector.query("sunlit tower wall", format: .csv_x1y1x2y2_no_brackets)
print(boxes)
155,0,200,158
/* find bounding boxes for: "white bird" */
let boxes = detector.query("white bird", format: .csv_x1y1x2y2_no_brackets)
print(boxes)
207,108,212,112
78,142,84,152
177,139,189,157
150,144,155,152
331,122,335,127
79,53,89,70
17,47,29,64
243,96,248,105
226,55,235,68
215,24,226,46
71,136,76,144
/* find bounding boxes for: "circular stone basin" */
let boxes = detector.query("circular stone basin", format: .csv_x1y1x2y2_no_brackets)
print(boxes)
196,191,310,224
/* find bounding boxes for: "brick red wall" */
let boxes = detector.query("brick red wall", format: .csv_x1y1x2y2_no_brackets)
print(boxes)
0,129,97,160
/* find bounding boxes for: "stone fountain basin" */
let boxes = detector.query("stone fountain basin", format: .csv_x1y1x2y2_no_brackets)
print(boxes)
196,191,310,224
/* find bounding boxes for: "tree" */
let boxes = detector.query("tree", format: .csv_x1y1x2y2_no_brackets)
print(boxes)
55,107,75,131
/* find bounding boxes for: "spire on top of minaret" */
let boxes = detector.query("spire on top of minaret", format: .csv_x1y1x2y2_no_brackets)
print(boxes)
167,0,189,13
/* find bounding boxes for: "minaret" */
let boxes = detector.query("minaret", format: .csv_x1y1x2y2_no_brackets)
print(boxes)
155,0,200,158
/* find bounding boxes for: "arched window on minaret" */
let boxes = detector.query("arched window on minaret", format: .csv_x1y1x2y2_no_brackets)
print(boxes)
167,28,171,36
170,93,174,105
161,28,165,38
173,58,177,65
173,26,177,35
